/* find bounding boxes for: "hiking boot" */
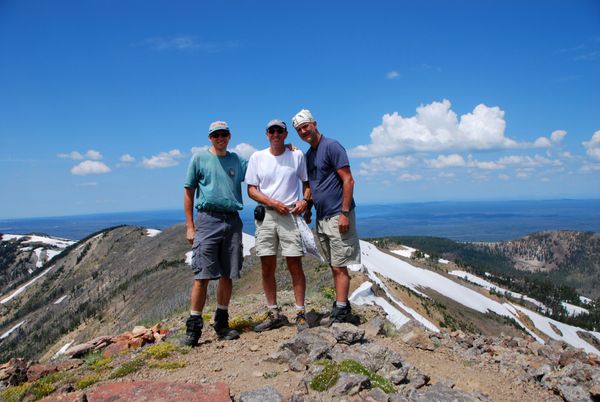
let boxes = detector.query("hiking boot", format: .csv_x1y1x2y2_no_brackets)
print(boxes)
328,301,360,326
213,308,240,340
253,308,289,332
180,315,203,347
295,311,309,332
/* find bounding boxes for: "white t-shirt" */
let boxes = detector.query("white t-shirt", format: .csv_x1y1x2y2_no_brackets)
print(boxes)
245,148,308,205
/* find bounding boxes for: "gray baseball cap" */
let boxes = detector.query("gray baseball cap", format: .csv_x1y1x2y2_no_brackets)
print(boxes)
266,119,287,130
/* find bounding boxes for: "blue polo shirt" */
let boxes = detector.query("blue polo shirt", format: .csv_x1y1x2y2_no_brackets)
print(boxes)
184,150,248,212
306,136,356,220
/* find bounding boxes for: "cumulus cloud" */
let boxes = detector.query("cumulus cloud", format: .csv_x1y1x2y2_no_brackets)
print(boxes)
58,150,102,160
71,161,111,175
386,70,400,79
497,154,562,168
85,150,102,160
533,137,552,148
425,154,466,168
398,173,422,181
142,149,184,169
120,154,135,162
551,130,567,143
350,99,525,157
357,156,416,176
439,172,455,178
231,143,258,159
498,173,510,181
57,151,84,160
583,130,600,160
190,146,209,155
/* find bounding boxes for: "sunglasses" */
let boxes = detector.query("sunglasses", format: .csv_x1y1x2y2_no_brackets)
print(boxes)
268,127,285,135
210,131,230,139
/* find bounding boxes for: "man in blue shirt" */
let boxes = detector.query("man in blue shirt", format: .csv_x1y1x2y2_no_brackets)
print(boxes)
292,109,361,325
182,121,247,346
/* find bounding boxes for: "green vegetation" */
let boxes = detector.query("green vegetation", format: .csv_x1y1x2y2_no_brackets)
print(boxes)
142,341,178,359
108,358,144,379
321,286,336,300
76,374,102,390
310,359,396,394
0,383,31,402
149,361,186,370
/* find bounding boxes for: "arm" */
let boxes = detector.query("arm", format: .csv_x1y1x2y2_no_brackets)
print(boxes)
290,181,311,216
336,166,355,234
247,184,290,215
184,187,196,244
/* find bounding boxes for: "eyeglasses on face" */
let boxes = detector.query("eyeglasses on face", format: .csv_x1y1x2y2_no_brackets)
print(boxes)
268,127,285,135
210,131,230,139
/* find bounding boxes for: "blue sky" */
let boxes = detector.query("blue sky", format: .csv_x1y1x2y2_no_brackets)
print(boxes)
1,0,599,219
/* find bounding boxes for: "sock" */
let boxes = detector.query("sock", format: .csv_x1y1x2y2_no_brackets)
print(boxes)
336,301,348,309
295,304,305,313
190,310,202,316
267,304,279,310
216,304,228,311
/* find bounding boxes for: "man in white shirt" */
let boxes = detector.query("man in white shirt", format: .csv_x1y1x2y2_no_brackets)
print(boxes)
245,119,311,332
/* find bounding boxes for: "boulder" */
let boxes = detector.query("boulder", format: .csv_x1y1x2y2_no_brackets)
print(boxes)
328,372,370,397
399,327,435,351
239,385,283,402
331,323,365,345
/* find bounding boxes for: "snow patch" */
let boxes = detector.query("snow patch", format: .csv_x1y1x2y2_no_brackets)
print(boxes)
1,320,25,339
350,282,412,328
1,234,24,241
145,228,161,237
185,251,192,266
54,295,68,304
1,265,55,304
438,258,449,264
242,232,255,257
52,340,75,359
22,235,74,248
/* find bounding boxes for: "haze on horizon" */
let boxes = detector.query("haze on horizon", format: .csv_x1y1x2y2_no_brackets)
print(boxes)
1,1,599,219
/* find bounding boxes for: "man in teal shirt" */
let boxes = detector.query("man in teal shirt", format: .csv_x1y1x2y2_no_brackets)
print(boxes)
182,120,248,346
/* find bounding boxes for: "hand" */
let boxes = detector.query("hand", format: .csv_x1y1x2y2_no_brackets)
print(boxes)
303,208,312,224
290,199,308,215
271,200,290,215
338,214,350,234
186,226,195,245
285,143,298,152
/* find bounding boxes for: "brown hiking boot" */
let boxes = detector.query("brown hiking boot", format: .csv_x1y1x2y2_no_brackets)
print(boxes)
253,308,289,332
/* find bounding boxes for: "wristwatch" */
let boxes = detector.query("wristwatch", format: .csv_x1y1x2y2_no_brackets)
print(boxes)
340,210,350,217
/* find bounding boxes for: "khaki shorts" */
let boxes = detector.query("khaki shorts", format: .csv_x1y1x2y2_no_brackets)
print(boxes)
317,210,361,267
255,209,304,257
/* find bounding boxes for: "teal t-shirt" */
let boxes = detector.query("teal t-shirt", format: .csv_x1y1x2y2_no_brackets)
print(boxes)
184,150,248,212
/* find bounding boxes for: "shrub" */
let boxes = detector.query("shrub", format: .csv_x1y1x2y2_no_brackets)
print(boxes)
109,359,144,379
148,361,186,369
76,374,101,390
309,359,396,394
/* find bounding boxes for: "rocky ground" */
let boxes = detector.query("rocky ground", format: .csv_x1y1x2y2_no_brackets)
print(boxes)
2,289,600,402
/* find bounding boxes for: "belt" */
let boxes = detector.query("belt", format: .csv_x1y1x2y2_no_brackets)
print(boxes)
198,208,238,215
265,202,296,210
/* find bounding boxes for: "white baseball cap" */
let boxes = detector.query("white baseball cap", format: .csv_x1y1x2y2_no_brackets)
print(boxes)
292,109,315,129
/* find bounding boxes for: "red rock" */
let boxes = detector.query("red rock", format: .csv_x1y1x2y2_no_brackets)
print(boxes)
27,363,59,381
102,341,130,358
158,329,169,335
55,359,83,371
128,337,144,349
113,333,133,343
44,381,231,402
151,323,162,333
132,326,149,337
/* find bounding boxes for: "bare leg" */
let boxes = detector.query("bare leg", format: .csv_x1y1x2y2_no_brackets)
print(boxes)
190,279,210,312
216,276,233,306
331,266,350,302
260,255,278,306
286,256,306,307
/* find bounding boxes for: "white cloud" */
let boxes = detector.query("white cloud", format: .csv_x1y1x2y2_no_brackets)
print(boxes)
120,154,135,163
398,173,422,181
581,163,600,172
541,177,551,182
466,155,504,170
386,71,400,79
71,161,111,175
551,130,567,143
438,172,455,178
425,154,466,168
583,130,600,160
78,182,98,187
231,143,257,159
358,156,416,176
85,150,102,160
139,36,238,52
498,174,510,181
516,171,530,179
533,137,552,148
57,151,84,160
141,149,184,169
497,154,562,168
350,99,525,157
190,146,209,155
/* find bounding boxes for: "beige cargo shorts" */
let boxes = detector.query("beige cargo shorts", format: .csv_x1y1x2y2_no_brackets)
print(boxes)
255,209,304,257
317,210,361,267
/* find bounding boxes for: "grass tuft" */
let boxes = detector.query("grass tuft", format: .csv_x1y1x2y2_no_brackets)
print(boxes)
309,359,396,394
76,374,101,390
0,383,31,402
142,341,177,359
149,361,186,369
108,358,144,379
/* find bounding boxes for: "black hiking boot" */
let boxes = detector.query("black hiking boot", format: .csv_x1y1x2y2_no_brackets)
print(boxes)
180,315,203,347
253,308,289,332
213,308,240,340
328,301,360,326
